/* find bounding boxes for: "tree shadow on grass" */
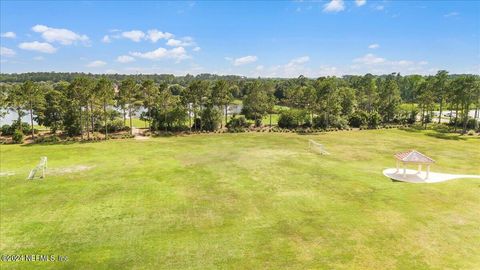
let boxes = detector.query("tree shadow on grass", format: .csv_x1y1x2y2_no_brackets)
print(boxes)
425,132,467,141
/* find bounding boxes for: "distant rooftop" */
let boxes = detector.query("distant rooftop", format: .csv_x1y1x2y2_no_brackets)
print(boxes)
394,150,435,163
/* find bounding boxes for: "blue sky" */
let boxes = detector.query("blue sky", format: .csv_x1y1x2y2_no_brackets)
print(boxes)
1,0,479,77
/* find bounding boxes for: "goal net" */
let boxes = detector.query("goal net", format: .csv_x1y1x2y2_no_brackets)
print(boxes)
27,156,47,180
308,140,330,155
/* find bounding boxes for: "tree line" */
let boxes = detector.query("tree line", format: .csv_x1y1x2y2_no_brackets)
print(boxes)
0,71,479,142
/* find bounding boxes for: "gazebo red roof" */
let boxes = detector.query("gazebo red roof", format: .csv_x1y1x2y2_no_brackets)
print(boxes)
394,150,435,163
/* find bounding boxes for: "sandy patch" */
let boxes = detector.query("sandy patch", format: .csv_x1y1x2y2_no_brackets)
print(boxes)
0,171,15,177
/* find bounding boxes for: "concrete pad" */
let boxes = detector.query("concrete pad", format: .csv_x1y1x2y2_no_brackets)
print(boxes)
382,168,480,183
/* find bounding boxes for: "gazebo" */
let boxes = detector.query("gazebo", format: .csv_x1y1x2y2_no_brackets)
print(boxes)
394,150,435,179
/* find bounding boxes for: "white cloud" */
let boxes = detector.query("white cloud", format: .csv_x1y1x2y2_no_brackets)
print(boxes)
1,32,16,39
105,69,118,74
323,0,345,13
33,56,45,61
193,46,201,52
147,29,174,42
444,12,459,18
102,35,111,43
122,30,145,42
318,65,340,76
353,53,385,65
355,0,366,7
0,47,16,57
130,47,189,61
86,60,107,67
19,41,57,53
368,43,380,49
32,24,89,45
116,55,135,63
233,55,258,66
253,56,311,78
350,53,432,75
166,37,196,47
286,56,310,66
375,5,384,11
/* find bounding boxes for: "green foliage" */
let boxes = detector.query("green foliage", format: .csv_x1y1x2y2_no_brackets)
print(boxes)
105,119,128,133
242,81,275,125
367,111,382,128
226,115,248,132
278,109,309,129
12,129,23,144
200,104,222,131
348,110,368,128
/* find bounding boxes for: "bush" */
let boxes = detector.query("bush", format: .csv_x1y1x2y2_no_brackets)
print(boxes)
467,129,476,136
349,111,368,128
35,135,61,144
367,111,381,128
12,130,24,144
104,119,127,133
278,110,298,129
407,109,418,124
226,116,248,132
200,105,222,131
1,125,12,136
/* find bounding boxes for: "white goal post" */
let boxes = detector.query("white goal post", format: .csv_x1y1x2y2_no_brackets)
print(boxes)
27,156,47,180
308,140,330,155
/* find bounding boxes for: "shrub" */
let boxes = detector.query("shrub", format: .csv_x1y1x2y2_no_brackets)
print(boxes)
278,110,297,129
105,119,128,133
407,109,418,124
367,111,381,128
227,116,248,132
200,105,222,131
467,129,475,136
1,125,12,136
349,111,368,128
35,135,61,144
254,119,262,128
12,130,24,144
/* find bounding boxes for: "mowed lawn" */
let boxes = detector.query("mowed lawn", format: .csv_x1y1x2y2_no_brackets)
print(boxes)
1,130,479,269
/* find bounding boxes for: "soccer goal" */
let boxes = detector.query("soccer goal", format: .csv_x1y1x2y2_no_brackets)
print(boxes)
27,156,47,180
308,140,330,155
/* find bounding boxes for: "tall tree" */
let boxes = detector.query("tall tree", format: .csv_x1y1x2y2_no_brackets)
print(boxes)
119,78,140,135
5,84,26,126
434,70,449,123
242,81,272,126
378,74,401,123
314,77,342,128
21,81,44,139
140,80,159,131
417,77,435,129
210,80,233,128
95,77,114,139
184,80,210,130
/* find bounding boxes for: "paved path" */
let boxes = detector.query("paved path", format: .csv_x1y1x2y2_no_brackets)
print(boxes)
132,127,150,140
383,168,480,183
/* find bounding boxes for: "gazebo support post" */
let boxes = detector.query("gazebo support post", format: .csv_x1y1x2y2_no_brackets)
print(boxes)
403,162,406,178
396,160,399,172
417,164,422,174
426,164,430,179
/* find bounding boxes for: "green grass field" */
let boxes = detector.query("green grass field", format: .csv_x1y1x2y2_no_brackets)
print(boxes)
1,130,479,269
